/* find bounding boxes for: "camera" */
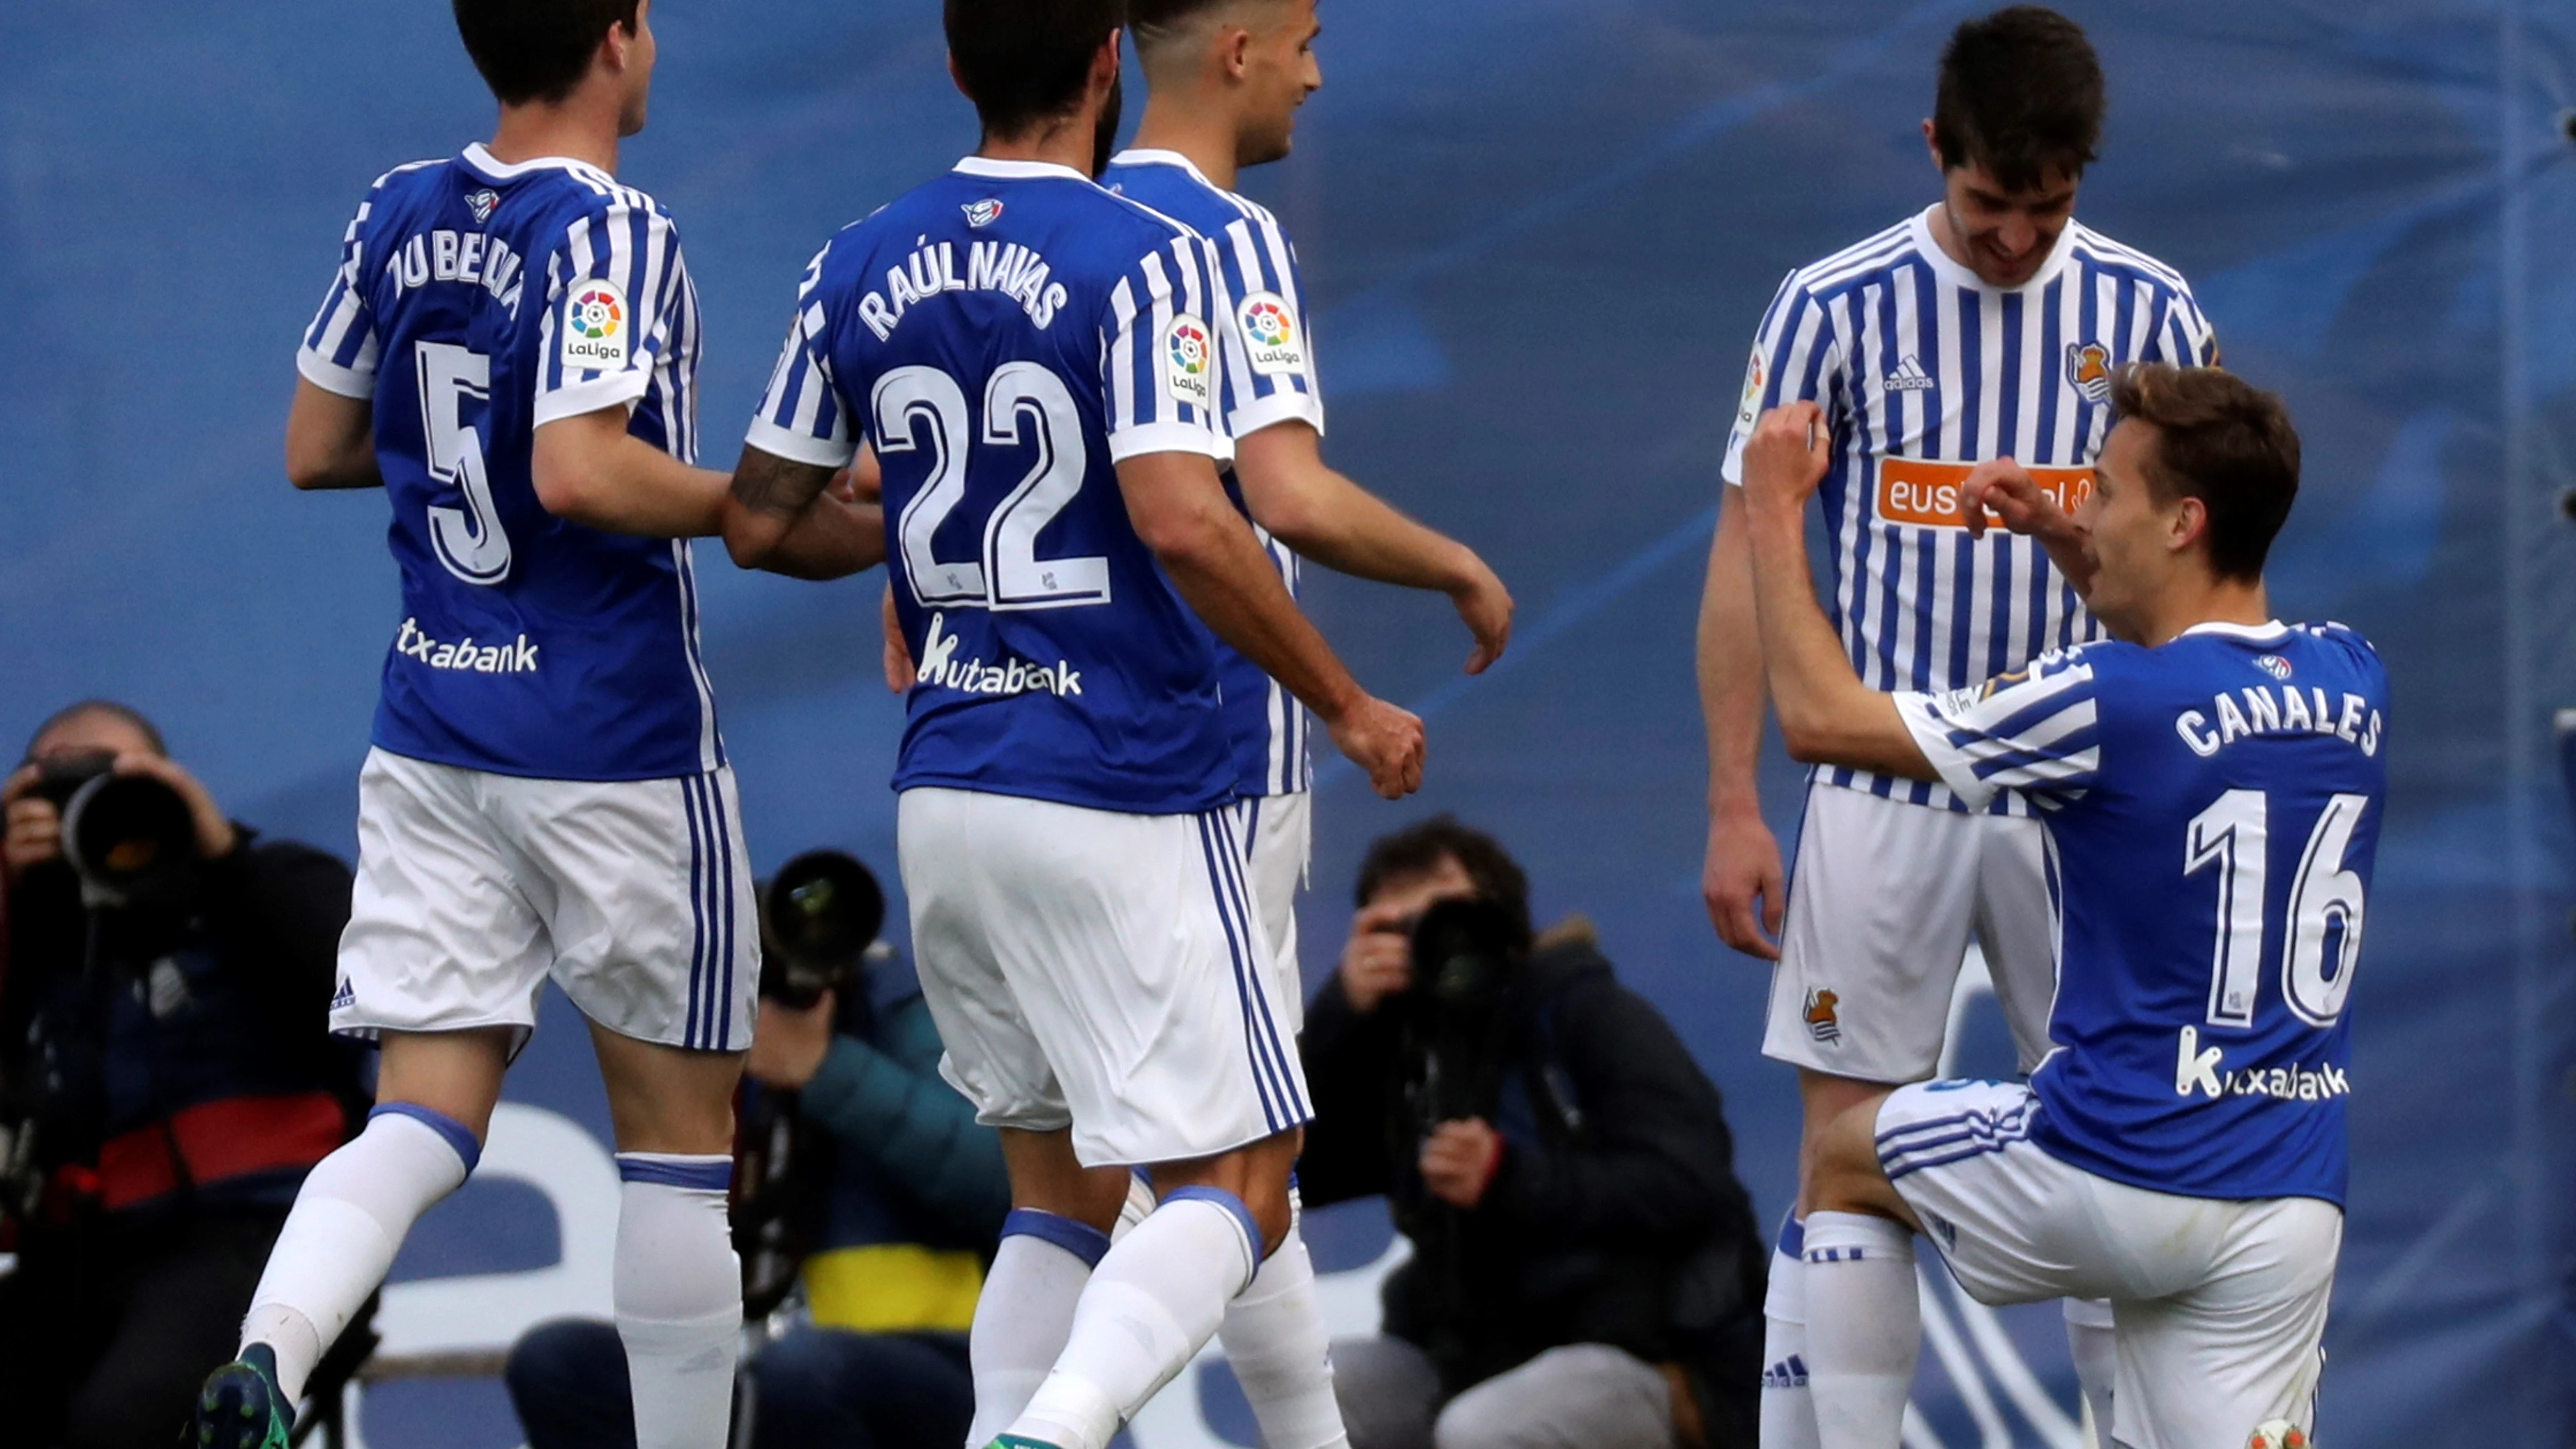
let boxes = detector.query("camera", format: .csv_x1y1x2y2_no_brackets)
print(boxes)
31,751,200,912
757,850,887,1009
1401,897,1530,1125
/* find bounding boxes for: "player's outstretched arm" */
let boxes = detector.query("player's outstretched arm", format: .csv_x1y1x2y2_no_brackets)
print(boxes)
285,380,382,491
1696,497,1786,959
721,445,887,582
1119,450,1425,800
1961,458,2096,596
531,406,732,539
1740,403,1935,782
1232,422,1514,674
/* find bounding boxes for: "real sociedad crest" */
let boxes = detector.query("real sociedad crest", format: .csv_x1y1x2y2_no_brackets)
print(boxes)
467,189,501,225
2065,340,2114,402
963,199,1005,229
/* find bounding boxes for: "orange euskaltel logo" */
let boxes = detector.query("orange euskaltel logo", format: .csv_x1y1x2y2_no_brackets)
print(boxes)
1875,458,2094,530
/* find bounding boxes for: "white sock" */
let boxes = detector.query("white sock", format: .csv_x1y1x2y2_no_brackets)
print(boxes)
1803,1212,1918,1449
2063,1298,2117,1449
1011,1188,1262,1449
971,1210,1111,1445
613,1154,742,1449
1216,1191,1347,1449
241,1104,478,1402
1760,1215,1820,1449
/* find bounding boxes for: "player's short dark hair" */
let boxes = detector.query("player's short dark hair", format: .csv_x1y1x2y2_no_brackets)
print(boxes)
452,0,641,108
2111,364,2302,582
1129,0,1252,56
24,700,167,761
1355,815,1534,948
945,0,1124,140
1932,6,2105,191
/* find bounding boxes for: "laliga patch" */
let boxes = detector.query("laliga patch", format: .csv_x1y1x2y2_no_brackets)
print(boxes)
560,276,632,373
1735,345,1768,431
1236,291,1307,378
1164,313,1214,412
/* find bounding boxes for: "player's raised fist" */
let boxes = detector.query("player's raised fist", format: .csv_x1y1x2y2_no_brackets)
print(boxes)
1741,401,1833,517
1330,695,1427,800
1960,457,2063,540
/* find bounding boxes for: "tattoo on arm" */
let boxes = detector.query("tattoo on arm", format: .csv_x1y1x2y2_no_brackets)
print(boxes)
731,445,838,519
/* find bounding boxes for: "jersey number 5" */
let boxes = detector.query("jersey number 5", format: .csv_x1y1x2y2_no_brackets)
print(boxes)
2185,790,2370,1030
877,363,1110,612
416,341,513,587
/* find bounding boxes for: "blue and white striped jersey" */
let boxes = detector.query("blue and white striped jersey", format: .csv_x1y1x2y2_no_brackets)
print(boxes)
1894,621,2386,1204
1103,149,1326,798
1724,209,2217,814
748,159,1238,815
299,144,723,782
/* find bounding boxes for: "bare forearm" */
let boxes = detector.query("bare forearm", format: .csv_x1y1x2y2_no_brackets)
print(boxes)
533,418,727,537
1156,505,1365,725
285,379,382,490
2037,522,2096,599
1741,500,1930,780
1697,498,1769,815
740,498,884,580
1260,467,1478,591
722,445,869,576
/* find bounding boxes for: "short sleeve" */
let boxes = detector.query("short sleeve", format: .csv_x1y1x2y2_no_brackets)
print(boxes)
743,246,858,470
1099,230,1229,465
2154,281,2222,369
1213,209,1327,440
1894,649,2107,810
297,191,382,399
1721,273,1844,487
532,196,690,430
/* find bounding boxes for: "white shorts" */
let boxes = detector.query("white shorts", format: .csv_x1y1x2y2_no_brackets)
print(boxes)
1765,782,2058,1082
1878,1080,2340,1449
1240,790,1312,1035
897,787,1311,1168
335,748,758,1053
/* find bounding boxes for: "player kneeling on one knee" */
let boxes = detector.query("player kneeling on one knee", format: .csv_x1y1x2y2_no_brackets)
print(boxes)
1741,363,2380,1449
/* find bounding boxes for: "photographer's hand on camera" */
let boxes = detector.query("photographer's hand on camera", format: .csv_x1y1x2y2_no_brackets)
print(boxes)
1338,899,1417,1013
746,989,839,1090
1418,1117,1504,1209
2,764,62,885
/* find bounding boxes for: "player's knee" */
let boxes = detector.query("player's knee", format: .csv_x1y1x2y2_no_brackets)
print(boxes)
1806,1091,1896,1215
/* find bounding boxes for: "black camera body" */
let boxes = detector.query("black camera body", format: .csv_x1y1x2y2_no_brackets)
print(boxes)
757,850,887,1009
31,752,200,914
1398,897,1530,1128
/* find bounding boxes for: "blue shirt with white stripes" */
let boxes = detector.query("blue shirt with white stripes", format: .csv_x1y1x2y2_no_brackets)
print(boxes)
298,144,724,782
747,159,1236,815
1103,150,1326,799
1725,210,2218,816
1894,621,2387,1204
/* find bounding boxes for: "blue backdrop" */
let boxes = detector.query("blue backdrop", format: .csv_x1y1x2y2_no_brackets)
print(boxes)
5,2,2573,1444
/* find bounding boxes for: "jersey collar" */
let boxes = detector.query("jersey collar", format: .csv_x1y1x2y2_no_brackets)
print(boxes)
1906,204,2081,295
458,142,615,189
2179,619,2292,642
1108,148,1214,188
953,156,1093,185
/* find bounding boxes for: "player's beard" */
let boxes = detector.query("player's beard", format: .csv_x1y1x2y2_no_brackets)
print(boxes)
1092,73,1124,178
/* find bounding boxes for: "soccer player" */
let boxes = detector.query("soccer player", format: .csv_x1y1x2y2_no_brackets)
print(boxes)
1691,10,2217,1439
194,4,806,1447
720,5,1425,1449
1738,364,2374,1449
1104,6,1514,1445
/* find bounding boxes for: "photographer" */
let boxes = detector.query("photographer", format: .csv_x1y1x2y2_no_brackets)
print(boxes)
0,700,361,1449
1299,818,1765,1449
507,861,1010,1449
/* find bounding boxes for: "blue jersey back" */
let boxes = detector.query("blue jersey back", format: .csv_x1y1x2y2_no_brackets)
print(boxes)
749,159,1235,814
1105,151,1331,798
298,145,722,781
1899,621,2387,1204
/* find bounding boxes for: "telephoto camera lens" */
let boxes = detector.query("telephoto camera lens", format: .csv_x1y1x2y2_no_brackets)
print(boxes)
758,850,887,1008
60,772,198,911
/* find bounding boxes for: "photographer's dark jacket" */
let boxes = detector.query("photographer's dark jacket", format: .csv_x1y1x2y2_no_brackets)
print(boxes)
2,830,360,1219
1299,929,1765,1435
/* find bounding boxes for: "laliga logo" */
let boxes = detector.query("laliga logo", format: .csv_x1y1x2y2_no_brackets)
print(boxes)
570,285,624,340
1244,300,1294,349
962,198,1005,229
466,189,501,225
2255,655,2295,681
1168,319,1210,376
2065,340,2113,403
